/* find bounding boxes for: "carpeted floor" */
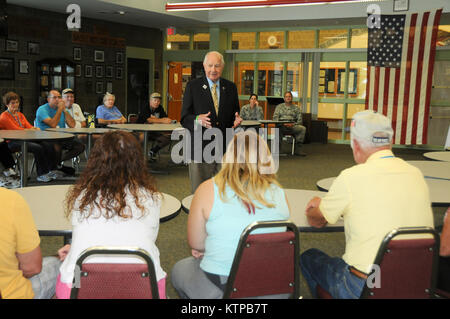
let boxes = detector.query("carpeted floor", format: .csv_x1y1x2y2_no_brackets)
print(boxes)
38,141,447,299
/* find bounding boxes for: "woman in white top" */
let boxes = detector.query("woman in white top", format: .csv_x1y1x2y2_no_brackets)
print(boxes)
55,130,166,298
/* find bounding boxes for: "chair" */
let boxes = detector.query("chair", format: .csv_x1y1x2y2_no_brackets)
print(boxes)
223,220,300,299
316,226,440,299
70,246,160,299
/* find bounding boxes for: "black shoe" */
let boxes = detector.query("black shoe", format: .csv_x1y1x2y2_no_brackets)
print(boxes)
60,166,75,176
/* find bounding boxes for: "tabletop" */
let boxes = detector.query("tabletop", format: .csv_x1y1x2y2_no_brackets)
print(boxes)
13,185,182,236
108,123,182,132
423,151,450,162
316,176,450,206
0,129,74,141
406,160,450,180
181,189,344,232
46,127,114,134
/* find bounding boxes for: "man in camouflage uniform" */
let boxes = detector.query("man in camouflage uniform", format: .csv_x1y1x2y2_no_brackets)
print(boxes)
273,91,306,156
240,93,264,121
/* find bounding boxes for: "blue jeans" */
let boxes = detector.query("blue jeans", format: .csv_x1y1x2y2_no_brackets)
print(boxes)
300,248,365,299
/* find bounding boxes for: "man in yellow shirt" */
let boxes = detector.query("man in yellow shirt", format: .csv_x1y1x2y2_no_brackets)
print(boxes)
0,188,60,298
301,110,433,299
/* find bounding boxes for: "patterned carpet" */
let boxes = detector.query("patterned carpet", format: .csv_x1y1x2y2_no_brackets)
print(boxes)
38,142,447,299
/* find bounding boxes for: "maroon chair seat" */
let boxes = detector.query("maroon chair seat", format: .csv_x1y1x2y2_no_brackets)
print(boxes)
70,247,160,299
223,220,300,299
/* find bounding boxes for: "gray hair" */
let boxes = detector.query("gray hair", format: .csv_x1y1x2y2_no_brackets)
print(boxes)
103,92,115,103
203,51,225,66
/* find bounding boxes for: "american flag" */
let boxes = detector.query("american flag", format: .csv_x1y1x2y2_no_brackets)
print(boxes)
365,9,442,145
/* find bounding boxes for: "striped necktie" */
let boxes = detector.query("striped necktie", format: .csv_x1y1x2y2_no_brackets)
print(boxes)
211,83,219,115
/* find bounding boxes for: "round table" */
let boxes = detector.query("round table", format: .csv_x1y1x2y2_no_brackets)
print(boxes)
406,160,450,180
181,189,344,232
316,176,450,207
0,130,74,187
423,151,450,162
13,185,181,243
241,120,261,128
108,123,182,162
46,127,113,157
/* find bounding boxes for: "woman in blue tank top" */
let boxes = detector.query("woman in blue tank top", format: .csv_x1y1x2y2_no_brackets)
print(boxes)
171,130,291,299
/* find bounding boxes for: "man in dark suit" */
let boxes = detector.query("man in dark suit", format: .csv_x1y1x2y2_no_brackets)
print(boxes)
181,51,242,193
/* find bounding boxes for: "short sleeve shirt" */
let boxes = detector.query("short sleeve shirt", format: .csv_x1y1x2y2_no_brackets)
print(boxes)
96,105,123,121
36,103,66,130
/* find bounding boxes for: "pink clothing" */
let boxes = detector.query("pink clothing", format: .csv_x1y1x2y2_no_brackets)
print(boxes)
55,274,167,299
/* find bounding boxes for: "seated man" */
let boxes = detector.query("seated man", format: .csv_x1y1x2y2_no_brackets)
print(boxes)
62,88,86,128
240,93,264,121
137,92,174,159
300,110,434,299
273,91,306,156
96,92,127,126
0,187,60,298
35,90,85,176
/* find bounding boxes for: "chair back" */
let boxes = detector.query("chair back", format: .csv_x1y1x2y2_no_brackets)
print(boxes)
70,246,160,299
361,227,440,299
223,220,300,299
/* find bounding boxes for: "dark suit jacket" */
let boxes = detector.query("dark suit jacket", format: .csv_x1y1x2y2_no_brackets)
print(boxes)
181,76,240,161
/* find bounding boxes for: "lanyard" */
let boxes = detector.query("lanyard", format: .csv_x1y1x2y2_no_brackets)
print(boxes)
8,110,23,128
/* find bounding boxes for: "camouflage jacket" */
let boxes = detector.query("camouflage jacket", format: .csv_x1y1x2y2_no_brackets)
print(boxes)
240,104,264,121
272,103,302,125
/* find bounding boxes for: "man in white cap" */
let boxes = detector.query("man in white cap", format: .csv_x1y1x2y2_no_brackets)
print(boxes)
62,88,86,128
300,110,433,299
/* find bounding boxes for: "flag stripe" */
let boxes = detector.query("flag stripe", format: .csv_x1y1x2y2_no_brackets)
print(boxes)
391,68,401,143
410,12,427,145
401,13,417,145
373,66,380,112
382,67,390,116
422,9,442,143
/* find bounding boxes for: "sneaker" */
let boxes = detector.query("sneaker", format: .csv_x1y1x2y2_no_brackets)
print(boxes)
4,176,20,188
48,170,65,180
3,167,17,177
148,151,157,162
37,174,52,183
0,176,9,187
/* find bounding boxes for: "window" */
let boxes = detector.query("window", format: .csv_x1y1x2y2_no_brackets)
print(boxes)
231,32,256,49
167,34,190,50
193,33,209,50
259,31,285,49
288,30,316,48
351,28,368,48
319,29,348,48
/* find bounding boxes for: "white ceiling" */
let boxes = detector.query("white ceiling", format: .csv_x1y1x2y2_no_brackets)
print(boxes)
6,0,450,31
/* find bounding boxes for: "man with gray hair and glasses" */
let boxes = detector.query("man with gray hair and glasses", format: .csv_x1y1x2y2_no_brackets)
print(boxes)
300,110,433,299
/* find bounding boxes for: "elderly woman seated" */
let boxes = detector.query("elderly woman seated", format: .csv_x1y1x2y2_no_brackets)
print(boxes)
95,92,127,126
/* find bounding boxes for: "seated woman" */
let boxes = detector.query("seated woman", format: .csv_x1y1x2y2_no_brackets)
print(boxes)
171,130,291,299
55,130,166,299
240,93,264,121
95,92,127,126
0,91,58,182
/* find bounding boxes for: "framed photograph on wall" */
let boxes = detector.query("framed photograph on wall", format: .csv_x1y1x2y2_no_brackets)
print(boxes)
116,67,123,79
96,81,104,94
75,64,81,77
6,39,18,52
106,81,113,93
106,66,113,78
27,42,40,55
18,60,29,74
0,58,15,80
94,50,104,62
96,65,104,78
73,47,81,61
116,52,123,64
85,65,93,78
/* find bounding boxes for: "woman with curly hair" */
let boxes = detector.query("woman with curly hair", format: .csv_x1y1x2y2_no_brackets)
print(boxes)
55,130,166,298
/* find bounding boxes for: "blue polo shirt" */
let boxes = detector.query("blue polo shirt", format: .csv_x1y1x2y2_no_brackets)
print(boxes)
96,105,123,121
35,103,66,130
